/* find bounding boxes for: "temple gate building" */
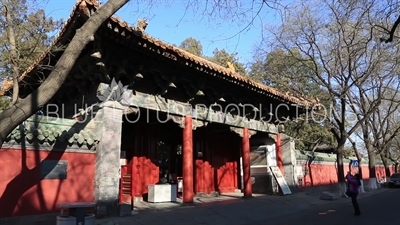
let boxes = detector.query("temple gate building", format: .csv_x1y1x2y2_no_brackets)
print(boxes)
0,0,316,218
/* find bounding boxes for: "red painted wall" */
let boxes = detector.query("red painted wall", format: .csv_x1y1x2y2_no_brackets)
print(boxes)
124,122,160,198
194,159,238,194
300,163,395,187
194,130,239,194
359,166,394,180
216,161,238,193
130,156,159,197
302,164,344,187
122,120,241,197
0,147,95,218
195,159,213,194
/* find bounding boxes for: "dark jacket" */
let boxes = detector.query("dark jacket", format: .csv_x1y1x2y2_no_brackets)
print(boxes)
346,173,361,194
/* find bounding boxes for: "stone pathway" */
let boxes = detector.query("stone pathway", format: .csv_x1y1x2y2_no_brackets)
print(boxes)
1,188,386,225
96,189,388,225
95,192,340,225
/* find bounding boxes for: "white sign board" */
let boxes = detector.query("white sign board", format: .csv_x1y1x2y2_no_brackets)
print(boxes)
266,145,277,167
295,165,304,177
270,166,292,195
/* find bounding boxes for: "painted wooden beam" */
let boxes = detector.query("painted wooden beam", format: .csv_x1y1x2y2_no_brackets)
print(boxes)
97,82,278,133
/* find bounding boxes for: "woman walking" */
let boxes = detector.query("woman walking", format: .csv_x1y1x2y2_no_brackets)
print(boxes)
345,166,361,216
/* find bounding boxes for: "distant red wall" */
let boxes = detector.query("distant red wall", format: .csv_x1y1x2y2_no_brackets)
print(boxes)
301,164,338,187
0,147,95,218
300,162,395,187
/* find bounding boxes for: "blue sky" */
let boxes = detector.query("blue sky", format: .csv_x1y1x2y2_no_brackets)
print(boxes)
38,0,283,67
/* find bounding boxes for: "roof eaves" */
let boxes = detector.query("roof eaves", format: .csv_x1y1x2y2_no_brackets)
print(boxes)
106,16,318,108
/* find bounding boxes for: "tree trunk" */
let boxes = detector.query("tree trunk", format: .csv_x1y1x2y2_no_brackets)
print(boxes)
380,153,391,178
368,150,378,189
335,99,348,196
1,0,20,104
0,0,130,148
336,143,346,195
357,158,365,193
368,150,376,178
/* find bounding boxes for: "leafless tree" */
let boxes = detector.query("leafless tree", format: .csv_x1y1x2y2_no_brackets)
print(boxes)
349,73,400,187
386,136,400,172
371,94,400,176
265,0,391,194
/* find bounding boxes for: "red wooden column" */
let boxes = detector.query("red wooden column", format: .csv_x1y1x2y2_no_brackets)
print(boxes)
242,127,252,197
276,133,284,173
183,116,194,203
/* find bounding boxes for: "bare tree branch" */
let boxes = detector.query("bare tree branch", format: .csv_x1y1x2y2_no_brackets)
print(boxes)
381,15,400,43
0,0,130,147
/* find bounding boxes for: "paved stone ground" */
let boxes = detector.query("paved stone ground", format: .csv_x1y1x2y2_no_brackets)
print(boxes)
96,189,388,225
244,188,400,225
0,188,387,225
